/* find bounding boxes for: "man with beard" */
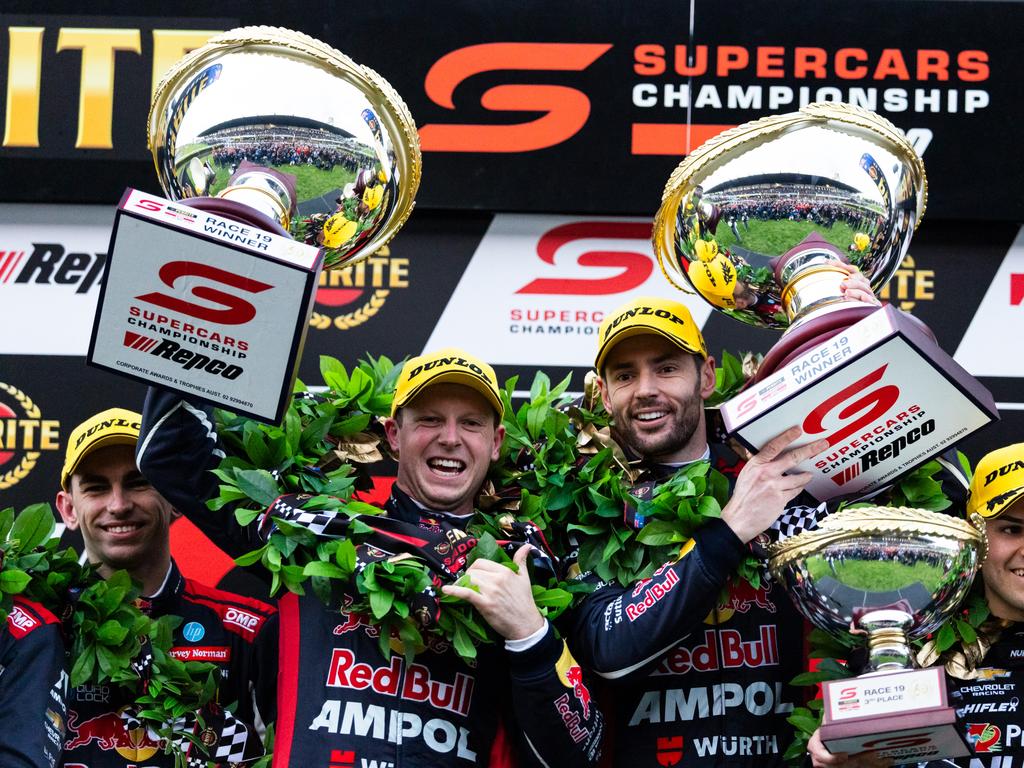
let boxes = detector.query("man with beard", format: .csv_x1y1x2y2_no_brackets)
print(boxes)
808,442,1024,768
138,348,603,767
565,295,841,768
56,408,276,768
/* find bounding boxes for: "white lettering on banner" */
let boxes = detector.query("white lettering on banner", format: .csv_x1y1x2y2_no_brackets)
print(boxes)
630,83,989,116
955,225,1024,383
308,701,477,761
628,681,793,726
425,214,712,366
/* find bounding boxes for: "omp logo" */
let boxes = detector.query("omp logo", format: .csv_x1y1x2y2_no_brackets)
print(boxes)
224,607,261,633
419,43,613,152
0,381,60,490
1,243,106,293
877,254,935,311
123,331,158,352
310,245,408,331
135,261,273,325
6,604,39,636
517,222,653,295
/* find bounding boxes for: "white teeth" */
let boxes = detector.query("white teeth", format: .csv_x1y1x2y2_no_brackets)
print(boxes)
428,458,464,473
635,411,668,422
107,525,140,534
1012,569,1024,577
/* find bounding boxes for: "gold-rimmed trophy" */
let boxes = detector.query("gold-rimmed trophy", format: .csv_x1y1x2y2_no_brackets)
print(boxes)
88,27,421,423
768,507,986,762
652,102,997,501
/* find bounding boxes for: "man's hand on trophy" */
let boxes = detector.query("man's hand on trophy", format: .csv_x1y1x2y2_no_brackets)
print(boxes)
442,544,546,641
807,729,890,768
721,426,829,544
838,263,882,306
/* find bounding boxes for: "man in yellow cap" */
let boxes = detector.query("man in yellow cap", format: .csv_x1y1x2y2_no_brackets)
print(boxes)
807,445,1024,768
56,408,277,768
567,295,831,768
138,349,604,768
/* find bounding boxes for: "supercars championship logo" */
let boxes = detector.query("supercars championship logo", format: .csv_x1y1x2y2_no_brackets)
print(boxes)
309,245,409,331
0,381,59,490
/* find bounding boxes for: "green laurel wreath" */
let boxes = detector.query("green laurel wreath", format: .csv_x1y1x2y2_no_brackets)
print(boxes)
209,355,573,664
0,504,218,767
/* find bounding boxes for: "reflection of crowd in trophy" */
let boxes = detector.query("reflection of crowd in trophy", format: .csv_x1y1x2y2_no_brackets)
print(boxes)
212,141,358,172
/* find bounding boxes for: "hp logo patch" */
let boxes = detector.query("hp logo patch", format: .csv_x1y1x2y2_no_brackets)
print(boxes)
182,622,205,642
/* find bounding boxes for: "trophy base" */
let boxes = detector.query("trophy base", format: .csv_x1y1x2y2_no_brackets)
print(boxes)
820,667,969,762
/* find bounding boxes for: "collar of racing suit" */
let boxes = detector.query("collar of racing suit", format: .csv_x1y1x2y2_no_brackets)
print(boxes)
135,559,185,616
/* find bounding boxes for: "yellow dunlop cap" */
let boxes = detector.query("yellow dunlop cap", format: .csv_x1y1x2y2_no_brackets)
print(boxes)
595,297,707,371
61,408,142,489
391,348,503,418
967,443,1024,519
687,253,738,309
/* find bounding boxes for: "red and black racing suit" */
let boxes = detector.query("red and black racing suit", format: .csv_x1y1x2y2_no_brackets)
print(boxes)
61,561,277,768
138,389,604,768
1,597,67,768
567,444,810,768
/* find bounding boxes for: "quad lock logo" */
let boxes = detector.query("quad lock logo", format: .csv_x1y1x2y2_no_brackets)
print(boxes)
309,245,409,331
0,381,60,490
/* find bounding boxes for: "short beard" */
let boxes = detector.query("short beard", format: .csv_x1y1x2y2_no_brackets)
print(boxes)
616,377,704,462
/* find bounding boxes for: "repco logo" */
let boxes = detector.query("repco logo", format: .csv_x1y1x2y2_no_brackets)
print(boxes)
1,243,106,293
419,43,612,152
0,381,60,490
310,245,409,331
135,261,273,325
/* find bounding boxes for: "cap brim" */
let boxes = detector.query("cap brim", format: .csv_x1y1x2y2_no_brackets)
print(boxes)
971,485,1024,519
392,371,503,418
61,433,138,488
595,325,705,371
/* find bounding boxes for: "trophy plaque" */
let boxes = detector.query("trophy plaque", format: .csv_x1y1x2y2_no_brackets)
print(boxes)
88,27,421,423
768,506,986,762
652,103,997,500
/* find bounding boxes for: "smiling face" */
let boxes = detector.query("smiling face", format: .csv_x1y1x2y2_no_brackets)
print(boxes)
981,502,1024,622
384,383,504,516
56,444,174,582
598,334,716,464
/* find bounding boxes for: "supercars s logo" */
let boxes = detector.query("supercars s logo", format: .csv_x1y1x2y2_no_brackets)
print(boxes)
135,261,273,325
802,364,899,449
419,43,612,152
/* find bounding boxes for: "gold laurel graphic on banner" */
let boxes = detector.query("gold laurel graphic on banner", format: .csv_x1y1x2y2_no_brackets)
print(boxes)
334,289,389,329
0,382,41,490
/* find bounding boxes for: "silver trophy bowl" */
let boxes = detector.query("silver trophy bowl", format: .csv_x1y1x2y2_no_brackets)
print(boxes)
768,507,986,671
149,26,421,270
653,102,926,332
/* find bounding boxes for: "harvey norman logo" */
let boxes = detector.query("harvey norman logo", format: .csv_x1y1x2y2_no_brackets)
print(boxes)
426,214,711,367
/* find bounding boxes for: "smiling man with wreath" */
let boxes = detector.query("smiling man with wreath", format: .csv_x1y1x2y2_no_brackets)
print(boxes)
138,348,604,767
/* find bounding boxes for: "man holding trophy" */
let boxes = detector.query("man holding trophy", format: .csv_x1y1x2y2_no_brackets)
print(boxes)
808,444,1024,768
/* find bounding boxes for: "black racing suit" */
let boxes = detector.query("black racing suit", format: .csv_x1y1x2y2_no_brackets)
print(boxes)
61,561,277,768
567,444,807,768
137,389,604,768
916,623,1024,768
1,597,67,768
